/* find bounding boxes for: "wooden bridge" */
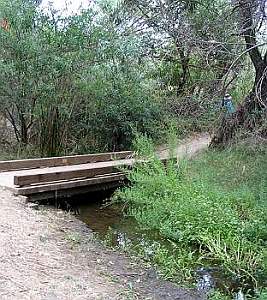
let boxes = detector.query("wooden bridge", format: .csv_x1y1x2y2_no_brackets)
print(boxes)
0,151,134,200
0,134,211,201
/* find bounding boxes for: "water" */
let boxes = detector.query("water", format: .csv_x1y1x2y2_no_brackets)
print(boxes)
73,197,164,250
66,195,259,298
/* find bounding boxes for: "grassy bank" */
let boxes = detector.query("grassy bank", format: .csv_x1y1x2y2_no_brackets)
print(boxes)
114,139,267,298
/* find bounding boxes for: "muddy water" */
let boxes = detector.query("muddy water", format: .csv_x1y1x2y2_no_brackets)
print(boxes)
77,201,137,242
74,199,163,250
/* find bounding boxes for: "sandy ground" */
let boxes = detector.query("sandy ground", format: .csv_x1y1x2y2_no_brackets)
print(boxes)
156,133,211,160
0,189,205,300
0,134,210,300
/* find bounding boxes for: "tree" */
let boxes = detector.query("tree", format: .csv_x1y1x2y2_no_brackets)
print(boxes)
0,0,85,151
238,0,267,101
120,0,243,97
0,0,165,155
0,0,39,144
212,0,267,145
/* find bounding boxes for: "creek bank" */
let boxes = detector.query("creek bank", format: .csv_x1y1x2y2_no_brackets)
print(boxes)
0,188,204,300
74,199,258,299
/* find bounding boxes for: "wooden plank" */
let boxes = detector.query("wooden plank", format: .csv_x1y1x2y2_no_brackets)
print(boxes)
0,151,133,172
14,159,133,186
27,181,123,201
15,173,126,195
14,166,117,186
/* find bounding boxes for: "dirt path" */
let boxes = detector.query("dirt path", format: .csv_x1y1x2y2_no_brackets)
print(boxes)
0,135,210,300
157,133,211,160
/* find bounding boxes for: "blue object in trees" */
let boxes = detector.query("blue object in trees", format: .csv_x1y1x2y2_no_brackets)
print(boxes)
222,95,236,115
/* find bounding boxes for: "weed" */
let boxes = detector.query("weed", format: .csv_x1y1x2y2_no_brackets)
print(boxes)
257,288,267,300
113,135,267,296
208,290,231,300
65,232,81,245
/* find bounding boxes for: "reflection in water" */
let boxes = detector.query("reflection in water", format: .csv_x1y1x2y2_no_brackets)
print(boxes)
77,201,126,237
196,268,215,292
74,199,161,249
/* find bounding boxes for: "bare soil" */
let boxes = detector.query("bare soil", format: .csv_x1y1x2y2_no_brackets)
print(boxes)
0,189,206,300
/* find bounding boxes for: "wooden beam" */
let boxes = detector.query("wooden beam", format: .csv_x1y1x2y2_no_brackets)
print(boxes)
14,166,117,186
15,173,126,196
14,159,133,186
26,181,123,201
0,151,133,172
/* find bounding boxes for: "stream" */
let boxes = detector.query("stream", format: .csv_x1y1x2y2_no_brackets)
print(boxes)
61,192,258,300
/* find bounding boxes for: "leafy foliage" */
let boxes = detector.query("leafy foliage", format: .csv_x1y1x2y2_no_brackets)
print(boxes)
114,137,267,295
0,0,266,297
0,0,264,155
0,0,167,155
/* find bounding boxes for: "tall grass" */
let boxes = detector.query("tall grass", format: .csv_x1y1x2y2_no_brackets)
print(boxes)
114,137,267,296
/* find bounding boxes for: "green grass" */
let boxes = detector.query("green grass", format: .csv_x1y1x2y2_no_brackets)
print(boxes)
186,144,266,199
114,139,267,297
0,143,41,161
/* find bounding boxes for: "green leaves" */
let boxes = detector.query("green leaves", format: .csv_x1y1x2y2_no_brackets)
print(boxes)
115,141,267,291
0,0,166,153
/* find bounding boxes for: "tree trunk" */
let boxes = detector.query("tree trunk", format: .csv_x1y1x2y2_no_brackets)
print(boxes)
211,0,267,146
176,47,190,95
20,113,29,145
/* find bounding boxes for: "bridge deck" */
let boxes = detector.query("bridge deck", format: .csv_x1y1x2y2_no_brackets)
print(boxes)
0,159,134,198
0,159,134,187
0,134,211,200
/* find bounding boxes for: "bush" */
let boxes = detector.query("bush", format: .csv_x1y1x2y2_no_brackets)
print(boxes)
114,139,267,293
73,62,166,152
0,0,167,156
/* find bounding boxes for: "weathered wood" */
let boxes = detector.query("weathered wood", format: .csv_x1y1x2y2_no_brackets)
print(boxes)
0,134,211,199
13,159,133,187
0,151,133,172
26,181,124,201
14,173,126,196
14,166,116,186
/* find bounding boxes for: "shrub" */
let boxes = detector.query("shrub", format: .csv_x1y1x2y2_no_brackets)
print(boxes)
114,139,267,292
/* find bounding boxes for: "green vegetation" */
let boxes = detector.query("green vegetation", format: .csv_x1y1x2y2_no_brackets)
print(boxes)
0,0,266,298
114,137,267,297
0,0,266,156
0,0,168,156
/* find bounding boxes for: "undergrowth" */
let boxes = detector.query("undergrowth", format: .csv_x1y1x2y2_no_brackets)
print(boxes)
0,143,40,160
113,135,267,298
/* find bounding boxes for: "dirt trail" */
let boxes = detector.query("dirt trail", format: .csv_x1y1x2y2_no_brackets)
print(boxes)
0,135,210,300
157,133,211,160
